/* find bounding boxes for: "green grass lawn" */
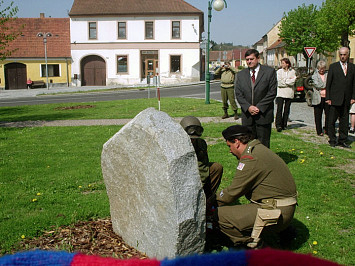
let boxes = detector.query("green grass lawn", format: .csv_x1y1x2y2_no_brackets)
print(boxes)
0,98,354,265
0,98,224,122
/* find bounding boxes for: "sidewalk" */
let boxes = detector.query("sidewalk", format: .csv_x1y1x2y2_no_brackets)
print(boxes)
0,81,217,99
0,84,143,99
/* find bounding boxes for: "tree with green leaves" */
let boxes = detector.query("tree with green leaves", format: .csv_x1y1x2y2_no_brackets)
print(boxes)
0,0,20,60
278,4,321,60
316,0,355,49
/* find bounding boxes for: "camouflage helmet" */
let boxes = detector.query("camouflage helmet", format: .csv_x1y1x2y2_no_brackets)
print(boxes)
180,116,204,138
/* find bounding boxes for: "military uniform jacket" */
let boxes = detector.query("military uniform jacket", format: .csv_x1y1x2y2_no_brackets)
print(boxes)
235,65,277,126
191,138,210,184
215,66,237,88
216,139,296,205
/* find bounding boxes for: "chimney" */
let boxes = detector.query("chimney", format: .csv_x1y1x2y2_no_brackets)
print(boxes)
40,13,45,18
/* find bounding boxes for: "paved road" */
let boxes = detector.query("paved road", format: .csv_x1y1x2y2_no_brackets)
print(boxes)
0,82,221,105
0,81,315,126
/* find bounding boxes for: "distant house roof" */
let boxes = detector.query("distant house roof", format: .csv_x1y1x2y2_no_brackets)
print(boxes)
209,51,229,62
231,48,249,60
4,18,70,58
253,38,264,45
209,49,250,62
267,39,285,50
69,0,203,17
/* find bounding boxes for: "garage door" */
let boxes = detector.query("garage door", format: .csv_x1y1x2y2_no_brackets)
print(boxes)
5,63,27,90
81,55,106,86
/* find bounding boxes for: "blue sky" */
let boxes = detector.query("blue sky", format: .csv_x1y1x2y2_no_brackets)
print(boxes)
4,0,325,46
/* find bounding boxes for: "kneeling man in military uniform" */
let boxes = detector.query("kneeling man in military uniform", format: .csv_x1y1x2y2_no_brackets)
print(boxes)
214,125,297,248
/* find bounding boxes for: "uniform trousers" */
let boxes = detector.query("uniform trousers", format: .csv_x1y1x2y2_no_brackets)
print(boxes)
275,97,292,129
217,203,296,244
203,162,223,199
221,87,238,113
313,97,330,135
328,103,350,145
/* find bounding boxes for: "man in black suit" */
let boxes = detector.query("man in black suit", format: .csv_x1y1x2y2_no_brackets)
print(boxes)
326,47,355,148
235,49,277,148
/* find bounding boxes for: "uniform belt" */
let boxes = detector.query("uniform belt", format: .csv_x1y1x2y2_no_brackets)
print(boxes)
263,197,297,207
251,195,297,208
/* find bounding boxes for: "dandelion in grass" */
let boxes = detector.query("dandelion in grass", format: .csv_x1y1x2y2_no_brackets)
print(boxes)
78,185,82,189
32,198,37,202
313,241,318,245
319,152,324,155
313,251,318,254
21,235,25,239
330,156,335,159
88,184,92,187
300,151,304,154
36,192,41,196
299,159,305,163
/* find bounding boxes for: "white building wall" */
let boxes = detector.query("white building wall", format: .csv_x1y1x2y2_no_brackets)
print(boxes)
70,16,200,43
70,16,201,86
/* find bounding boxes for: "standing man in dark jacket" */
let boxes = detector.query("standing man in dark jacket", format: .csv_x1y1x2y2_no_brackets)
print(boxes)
215,61,239,120
326,47,355,148
235,49,277,148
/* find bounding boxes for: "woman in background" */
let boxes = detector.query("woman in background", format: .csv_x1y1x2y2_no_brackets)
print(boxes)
275,58,296,132
312,60,329,136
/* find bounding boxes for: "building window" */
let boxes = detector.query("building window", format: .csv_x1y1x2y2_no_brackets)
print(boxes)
41,64,60,77
170,55,181,73
145,21,154,39
117,55,128,73
118,22,126,39
172,21,180,39
89,22,97,39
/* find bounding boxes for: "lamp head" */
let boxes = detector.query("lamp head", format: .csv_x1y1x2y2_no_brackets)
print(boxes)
213,0,225,11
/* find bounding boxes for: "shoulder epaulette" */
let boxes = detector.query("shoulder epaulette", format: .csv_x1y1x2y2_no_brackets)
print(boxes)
241,155,254,160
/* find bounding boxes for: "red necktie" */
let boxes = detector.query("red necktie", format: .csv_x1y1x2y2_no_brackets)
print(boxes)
343,63,347,76
251,70,256,83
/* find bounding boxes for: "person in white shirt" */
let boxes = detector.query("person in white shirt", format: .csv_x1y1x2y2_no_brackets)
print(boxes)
275,58,296,132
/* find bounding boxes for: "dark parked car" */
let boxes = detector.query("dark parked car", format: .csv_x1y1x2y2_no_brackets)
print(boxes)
292,67,313,101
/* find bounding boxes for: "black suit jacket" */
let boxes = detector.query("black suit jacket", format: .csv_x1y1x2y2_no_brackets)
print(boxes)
326,61,355,107
235,65,277,125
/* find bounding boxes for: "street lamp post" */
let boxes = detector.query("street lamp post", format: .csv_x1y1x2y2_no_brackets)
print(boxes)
205,0,227,104
37,32,52,90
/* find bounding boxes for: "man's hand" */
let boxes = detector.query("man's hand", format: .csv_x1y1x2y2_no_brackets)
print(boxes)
325,100,332,105
351,99,355,105
248,105,260,115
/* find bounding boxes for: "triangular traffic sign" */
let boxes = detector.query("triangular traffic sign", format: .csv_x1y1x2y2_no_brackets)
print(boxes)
304,47,316,58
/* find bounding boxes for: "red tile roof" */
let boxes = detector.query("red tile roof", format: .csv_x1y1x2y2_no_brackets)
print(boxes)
267,39,285,50
209,49,249,61
4,18,70,58
69,0,203,16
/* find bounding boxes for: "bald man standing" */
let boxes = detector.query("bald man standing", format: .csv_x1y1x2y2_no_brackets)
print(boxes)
326,47,355,148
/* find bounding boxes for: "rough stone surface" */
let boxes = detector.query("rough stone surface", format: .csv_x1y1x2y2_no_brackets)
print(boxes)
101,108,206,259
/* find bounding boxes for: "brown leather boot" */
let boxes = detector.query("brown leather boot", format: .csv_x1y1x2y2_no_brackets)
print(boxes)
222,111,229,119
233,112,239,120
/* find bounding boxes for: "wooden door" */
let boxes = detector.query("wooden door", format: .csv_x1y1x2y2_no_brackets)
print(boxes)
5,63,27,90
144,59,158,78
81,55,106,86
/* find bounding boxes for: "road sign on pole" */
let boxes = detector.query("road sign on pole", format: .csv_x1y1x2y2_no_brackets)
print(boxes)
304,47,316,58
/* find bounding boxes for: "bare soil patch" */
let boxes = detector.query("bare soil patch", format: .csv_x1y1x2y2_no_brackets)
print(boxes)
54,105,95,110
